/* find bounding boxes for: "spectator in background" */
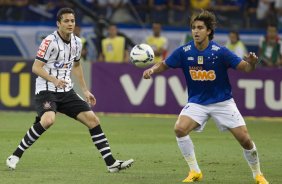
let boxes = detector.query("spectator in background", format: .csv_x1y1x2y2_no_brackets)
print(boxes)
129,0,149,24
190,0,211,10
273,0,282,29
211,0,245,29
258,24,282,67
92,0,112,19
244,0,259,28
145,22,168,62
181,32,193,45
74,25,88,61
256,0,277,28
225,31,248,59
148,0,169,25
109,0,135,24
168,0,188,26
0,0,28,22
98,24,130,63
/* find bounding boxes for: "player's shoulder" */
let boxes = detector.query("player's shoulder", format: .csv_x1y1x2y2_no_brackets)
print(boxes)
210,41,229,55
210,41,223,50
179,41,193,53
41,31,60,45
73,34,82,42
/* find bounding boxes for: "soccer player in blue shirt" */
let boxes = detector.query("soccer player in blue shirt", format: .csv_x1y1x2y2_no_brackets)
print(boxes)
143,10,269,184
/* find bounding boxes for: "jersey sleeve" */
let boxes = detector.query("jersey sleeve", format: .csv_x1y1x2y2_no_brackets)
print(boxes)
35,37,54,63
222,46,242,69
165,47,182,68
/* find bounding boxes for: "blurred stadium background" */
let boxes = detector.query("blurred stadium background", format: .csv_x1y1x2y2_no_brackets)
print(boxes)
0,0,282,184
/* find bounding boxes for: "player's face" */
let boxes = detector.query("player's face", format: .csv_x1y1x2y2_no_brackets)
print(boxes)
191,20,211,44
57,13,75,35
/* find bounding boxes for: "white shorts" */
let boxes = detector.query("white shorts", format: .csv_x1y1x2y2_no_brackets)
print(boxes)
180,98,245,132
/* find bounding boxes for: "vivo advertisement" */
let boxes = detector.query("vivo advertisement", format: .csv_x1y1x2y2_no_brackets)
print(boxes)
91,63,282,117
0,61,35,111
0,61,281,117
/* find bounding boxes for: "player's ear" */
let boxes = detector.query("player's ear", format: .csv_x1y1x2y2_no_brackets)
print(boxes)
207,29,211,36
56,21,60,27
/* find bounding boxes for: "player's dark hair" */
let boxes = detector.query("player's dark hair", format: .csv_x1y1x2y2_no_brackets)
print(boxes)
190,10,216,40
57,7,75,22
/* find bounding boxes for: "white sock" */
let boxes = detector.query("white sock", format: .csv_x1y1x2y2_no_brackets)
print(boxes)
176,135,201,173
243,142,262,178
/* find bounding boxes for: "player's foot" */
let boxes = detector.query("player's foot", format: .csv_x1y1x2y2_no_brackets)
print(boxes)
6,155,20,170
255,174,269,184
107,159,134,173
182,170,203,183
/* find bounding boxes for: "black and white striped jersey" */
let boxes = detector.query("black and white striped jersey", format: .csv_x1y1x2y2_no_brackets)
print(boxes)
35,31,82,94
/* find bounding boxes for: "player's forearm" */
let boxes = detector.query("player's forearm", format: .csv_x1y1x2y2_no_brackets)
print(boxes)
244,62,256,72
72,63,89,92
32,63,56,83
150,61,169,74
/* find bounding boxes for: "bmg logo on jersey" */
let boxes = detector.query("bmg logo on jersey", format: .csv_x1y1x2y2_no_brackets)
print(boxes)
190,70,216,81
54,61,72,69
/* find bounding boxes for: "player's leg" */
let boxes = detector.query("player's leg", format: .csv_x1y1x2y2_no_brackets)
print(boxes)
211,99,268,184
174,103,209,182
6,92,57,170
77,111,133,172
60,90,133,172
229,126,269,184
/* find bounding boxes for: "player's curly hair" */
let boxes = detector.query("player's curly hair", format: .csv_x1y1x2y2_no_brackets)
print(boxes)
190,10,217,40
57,7,75,22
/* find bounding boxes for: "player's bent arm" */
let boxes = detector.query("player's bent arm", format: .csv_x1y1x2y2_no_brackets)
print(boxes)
32,59,57,84
236,60,256,73
143,60,169,79
236,52,258,73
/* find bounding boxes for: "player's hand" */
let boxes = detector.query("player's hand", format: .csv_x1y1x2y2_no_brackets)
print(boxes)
53,78,68,89
84,90,96,106
143,68,154,79
244,52,258,65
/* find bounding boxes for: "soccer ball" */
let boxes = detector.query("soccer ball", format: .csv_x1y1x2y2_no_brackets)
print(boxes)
130,43,154,68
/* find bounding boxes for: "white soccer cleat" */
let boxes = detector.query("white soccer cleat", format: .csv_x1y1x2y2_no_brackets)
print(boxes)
107,159,134,173
6,155,20,170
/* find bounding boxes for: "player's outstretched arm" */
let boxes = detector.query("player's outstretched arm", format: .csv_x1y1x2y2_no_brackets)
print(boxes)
143,60,169,79
236,52,258,73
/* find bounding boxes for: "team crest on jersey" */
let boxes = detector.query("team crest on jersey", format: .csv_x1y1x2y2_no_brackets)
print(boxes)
197,56,204,64
43,101,52,109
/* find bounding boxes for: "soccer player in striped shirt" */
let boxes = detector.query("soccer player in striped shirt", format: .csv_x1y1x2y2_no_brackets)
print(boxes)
6,7,133,173
143,10,269,184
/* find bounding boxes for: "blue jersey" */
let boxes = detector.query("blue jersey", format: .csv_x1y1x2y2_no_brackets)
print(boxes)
165,41,241,105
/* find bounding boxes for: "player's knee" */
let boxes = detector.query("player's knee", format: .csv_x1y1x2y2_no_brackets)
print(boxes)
174,124,187,137
85,113,100,128
41,117,55,129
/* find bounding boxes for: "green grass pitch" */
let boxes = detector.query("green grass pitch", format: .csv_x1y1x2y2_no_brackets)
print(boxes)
0,111,281,184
